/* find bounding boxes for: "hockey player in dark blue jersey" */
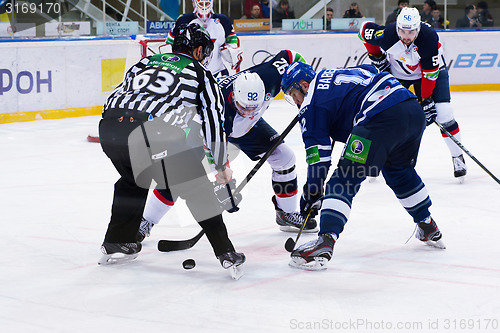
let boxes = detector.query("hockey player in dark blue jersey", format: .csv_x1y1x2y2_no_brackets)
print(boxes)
281,62,445,271
359,7,467,181
137,50,318,241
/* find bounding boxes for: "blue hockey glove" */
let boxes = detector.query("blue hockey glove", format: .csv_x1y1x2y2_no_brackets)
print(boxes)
300,186,323,218
213,179,241,213
368,50,391,73
420,98,437,126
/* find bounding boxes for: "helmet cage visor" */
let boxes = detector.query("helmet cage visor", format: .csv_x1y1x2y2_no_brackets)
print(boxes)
234,99,260,118
193,0,213,21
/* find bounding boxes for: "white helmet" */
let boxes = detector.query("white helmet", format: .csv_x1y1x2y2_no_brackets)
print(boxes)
233,72,265,118
193,0,213,22
396,7,421,44
397,7,421,31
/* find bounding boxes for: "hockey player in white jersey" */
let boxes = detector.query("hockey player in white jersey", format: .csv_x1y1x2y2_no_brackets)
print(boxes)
166,0,242,76
137,50,318,242
359,7,467,181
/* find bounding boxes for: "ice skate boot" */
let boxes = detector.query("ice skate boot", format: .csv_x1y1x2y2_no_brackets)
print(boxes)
98,242,142,265
218,251,246,280
136,217,154,242
453,154,467,182
416,217,446,249
289,233,335,271
272,196,318,233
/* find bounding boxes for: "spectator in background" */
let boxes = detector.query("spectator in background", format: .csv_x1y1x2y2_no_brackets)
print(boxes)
273,0,295,28
386,0,409,25
420,0,436,24
429,7,446,29
323,7,334,30
242,4,262,19
456,4,481,28
260,0,275,19
343,2,364,18
477,1,494,27
244,0,263,19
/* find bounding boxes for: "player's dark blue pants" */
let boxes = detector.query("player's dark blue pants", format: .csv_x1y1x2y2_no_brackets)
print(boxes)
320,99,432,237
228,118,280,160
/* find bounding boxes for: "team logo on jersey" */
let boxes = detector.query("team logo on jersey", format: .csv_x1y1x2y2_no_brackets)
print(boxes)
265,92,271,101
162,55,180,63
406,63,419,71
343,135,372,164
368,86,391,101
351,140,364,154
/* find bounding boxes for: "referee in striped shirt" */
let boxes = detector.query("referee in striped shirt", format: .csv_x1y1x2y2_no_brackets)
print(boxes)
98,23,244,269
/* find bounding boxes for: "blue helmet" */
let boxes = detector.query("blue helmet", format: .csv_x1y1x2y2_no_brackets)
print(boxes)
280,62,316,96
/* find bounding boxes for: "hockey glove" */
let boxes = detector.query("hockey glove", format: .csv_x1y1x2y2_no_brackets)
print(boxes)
368,50,391,73
213,179,241,213
220,45,243,73
300,186,323,219
420,98,437,126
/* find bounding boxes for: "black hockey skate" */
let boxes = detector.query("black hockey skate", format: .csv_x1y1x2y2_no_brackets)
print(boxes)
289,233,335,271
98,241,142,265
217,251,246,280
272,196,318,233
415,217,446,249
453,154,467,181
136,217,154,242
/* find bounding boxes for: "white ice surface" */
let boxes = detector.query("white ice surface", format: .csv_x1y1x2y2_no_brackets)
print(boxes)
1,92,500,332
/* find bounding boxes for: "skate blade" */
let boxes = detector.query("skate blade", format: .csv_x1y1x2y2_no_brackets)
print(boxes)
457,176,465,184
279,225,318,233
423,239,446,249
288,256,328,271
98,253,139,265
226,265,244,280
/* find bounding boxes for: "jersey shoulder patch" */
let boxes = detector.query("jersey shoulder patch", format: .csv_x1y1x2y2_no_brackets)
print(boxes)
213,13,234,35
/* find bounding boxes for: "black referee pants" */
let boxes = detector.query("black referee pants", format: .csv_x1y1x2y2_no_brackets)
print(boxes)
99,109,234,255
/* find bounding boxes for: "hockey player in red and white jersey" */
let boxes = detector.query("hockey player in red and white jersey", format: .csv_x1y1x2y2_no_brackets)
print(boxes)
166,0,242,76
359,7,467,181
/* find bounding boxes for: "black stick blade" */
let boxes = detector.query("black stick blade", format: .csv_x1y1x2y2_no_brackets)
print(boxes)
158,230,205,252
284,237,295,252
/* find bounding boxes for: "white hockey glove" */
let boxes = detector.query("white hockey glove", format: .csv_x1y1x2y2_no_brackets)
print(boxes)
368,50,391,73
420,98,437,126
220,44,243,73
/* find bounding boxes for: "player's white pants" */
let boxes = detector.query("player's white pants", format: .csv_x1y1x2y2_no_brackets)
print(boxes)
265,143,298,213
436,102,463,157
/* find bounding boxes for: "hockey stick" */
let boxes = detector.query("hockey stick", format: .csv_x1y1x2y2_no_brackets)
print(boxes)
284,209,314,252
158,115,300,252
434,121,500,185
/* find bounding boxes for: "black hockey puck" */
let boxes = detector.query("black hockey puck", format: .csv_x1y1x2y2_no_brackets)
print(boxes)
182,259,196,270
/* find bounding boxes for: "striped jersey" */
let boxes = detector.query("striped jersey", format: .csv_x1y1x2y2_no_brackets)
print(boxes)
103,52,227,170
